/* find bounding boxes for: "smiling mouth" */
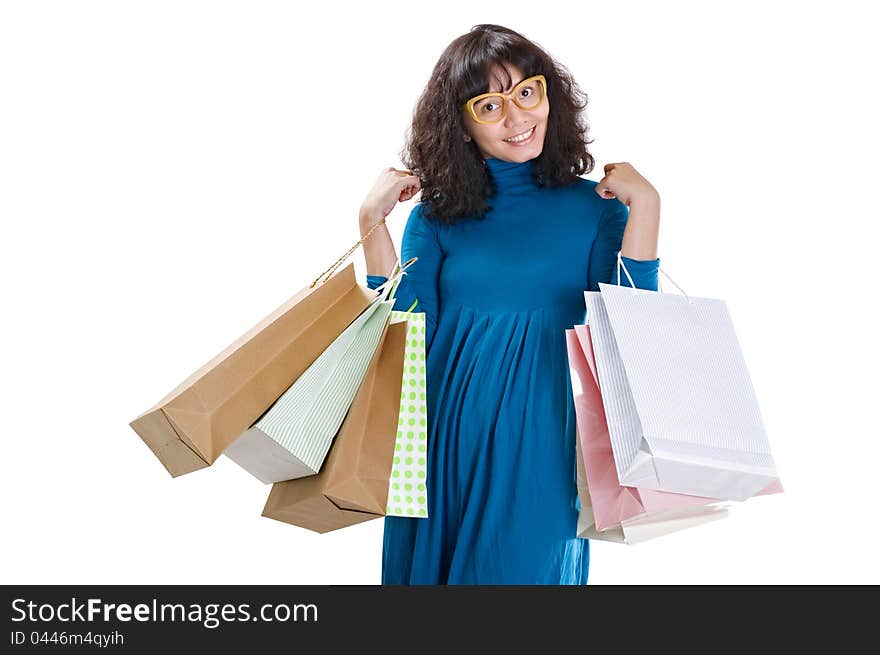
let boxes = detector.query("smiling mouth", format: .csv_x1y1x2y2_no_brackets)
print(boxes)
503,126,536,143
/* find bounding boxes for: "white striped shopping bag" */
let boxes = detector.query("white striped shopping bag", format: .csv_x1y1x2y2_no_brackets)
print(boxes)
584,252,782,501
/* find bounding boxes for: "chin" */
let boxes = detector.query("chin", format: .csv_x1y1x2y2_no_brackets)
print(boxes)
514,143,545,161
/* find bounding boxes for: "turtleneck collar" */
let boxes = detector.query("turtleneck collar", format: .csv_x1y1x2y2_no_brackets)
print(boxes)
484,157,540,193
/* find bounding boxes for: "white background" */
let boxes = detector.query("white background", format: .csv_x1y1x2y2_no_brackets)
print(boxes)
1,1,877,585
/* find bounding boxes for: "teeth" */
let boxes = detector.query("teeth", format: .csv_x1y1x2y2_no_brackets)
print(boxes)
504,127,534,143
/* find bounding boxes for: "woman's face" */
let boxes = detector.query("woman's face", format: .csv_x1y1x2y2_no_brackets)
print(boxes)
462,63,550,163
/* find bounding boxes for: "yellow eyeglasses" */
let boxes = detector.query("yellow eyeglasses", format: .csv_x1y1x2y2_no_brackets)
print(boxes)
462,75,547,125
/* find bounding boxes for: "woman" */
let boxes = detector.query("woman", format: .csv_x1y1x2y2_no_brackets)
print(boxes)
358,24,661,584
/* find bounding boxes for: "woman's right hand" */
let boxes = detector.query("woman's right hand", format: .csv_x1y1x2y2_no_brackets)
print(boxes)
360,167,422,226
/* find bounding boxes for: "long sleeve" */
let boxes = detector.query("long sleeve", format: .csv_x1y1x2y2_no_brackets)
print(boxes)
587,197,660,291
365,204,445,352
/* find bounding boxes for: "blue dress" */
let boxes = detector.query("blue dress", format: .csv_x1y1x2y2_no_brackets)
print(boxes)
366,156,660,584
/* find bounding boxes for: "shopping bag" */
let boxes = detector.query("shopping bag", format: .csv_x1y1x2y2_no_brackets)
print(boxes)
261,318,408,533
223,297,395,483
575,427,729,544
384,309,429,518
567,327,731,541
128,262,376,478
583,254,782,501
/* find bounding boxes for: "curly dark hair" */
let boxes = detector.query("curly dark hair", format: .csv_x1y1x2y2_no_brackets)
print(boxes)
399,24,596,225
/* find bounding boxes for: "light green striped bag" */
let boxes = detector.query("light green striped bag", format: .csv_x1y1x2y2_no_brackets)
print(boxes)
224,296,395,484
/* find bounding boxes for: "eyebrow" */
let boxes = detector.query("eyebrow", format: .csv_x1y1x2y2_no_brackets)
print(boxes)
491,76,525,93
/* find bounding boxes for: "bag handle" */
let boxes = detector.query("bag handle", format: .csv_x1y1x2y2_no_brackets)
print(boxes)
616,251,691,303
371,256,419,300
307,214,424,314
309,217,390,289
382,257,421,313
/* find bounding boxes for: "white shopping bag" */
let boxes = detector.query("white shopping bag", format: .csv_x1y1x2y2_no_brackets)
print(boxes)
584,253,780,501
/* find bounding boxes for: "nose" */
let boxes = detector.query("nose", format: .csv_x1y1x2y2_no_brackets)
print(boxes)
503,100,530,128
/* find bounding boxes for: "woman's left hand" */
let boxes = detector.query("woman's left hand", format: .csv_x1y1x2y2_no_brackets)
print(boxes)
595,162,659,208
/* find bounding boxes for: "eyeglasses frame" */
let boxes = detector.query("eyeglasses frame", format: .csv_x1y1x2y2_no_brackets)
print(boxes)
461,74,548,125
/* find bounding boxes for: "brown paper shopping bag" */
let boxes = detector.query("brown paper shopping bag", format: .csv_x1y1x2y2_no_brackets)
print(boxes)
261,318,407,533
129,263,375,478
